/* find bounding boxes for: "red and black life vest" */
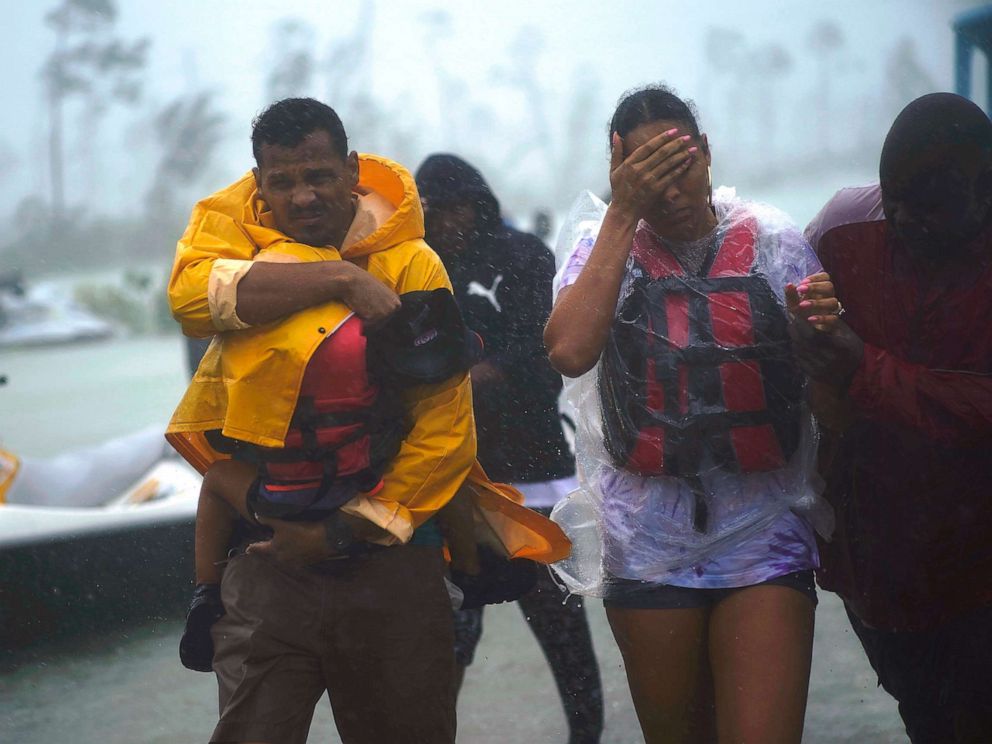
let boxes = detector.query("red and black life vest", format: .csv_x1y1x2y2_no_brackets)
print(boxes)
207,289,481,521
209,315,410,521
599,217,803,484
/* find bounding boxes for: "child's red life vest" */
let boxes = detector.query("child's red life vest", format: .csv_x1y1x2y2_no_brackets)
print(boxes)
599,217,803,481
209,314,409,521
207,288,481,521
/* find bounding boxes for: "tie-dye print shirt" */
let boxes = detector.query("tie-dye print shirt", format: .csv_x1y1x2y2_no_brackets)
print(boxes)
557,195,821,589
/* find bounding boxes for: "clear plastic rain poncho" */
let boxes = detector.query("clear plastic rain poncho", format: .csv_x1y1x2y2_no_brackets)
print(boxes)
550,188,834,596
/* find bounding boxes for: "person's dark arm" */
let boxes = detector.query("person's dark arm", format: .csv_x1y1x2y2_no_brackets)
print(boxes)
235,261,400,327
168,176,400,336
848,344,992,447
791,318,992,447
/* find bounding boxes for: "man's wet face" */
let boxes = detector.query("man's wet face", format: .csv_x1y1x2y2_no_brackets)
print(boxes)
424,201,476,255
254,130,358,247
881,146,992,257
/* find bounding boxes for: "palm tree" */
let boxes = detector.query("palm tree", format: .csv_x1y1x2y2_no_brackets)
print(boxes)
265,19,317,103
807,19,845,156
41,0,148,222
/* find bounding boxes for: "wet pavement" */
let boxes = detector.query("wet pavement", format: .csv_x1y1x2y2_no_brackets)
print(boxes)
1,333,908,742
1,589,905,743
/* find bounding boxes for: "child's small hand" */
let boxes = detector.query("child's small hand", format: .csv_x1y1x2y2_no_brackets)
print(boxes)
450,545,482,577
248,516,334,566
437,486,482,576
786,272,842,333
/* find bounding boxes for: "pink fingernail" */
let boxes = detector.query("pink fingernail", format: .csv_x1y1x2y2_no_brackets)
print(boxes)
799,300,812,309
797,285,810,294
665,128,679,136
680,135,692,142
807,316,820,323
688,146,698,153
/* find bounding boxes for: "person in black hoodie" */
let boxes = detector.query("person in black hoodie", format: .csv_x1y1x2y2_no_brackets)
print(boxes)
417,154,603,744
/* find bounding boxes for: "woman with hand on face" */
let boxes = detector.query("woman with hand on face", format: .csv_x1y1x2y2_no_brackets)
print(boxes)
544,85,840,744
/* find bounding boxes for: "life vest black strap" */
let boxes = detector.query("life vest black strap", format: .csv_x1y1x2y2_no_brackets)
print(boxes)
685,475,710,533
675,341,793,365
639,407,795,433
641,273,761,296
291,409,375,430
205,422,368,465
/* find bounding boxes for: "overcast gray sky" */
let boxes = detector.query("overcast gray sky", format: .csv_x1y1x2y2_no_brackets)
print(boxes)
2,0,985,225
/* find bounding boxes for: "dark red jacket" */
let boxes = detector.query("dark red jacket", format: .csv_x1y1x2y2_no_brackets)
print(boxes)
805,184,992,631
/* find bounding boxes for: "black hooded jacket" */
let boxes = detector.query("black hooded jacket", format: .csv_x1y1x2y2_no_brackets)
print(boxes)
415,154,574,483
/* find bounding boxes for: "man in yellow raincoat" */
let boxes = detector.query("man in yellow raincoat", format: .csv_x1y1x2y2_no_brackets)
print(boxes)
167,98,567,744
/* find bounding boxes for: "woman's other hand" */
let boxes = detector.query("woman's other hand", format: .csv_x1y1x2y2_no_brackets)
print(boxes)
787,273,864,388
789,318,865,389
785,272,841,333
609,129,695,221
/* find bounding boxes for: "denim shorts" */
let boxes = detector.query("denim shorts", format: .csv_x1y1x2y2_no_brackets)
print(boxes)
603,569,818,610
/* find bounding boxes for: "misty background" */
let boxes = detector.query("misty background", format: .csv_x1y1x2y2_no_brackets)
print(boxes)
2,4,988,741
0,0,985,333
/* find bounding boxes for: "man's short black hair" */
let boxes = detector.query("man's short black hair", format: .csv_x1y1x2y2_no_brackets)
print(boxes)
251,97,349,166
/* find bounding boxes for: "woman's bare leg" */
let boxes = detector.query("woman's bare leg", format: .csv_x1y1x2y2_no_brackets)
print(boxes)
194,459,257,584
606,605,715,744
708,585,815,744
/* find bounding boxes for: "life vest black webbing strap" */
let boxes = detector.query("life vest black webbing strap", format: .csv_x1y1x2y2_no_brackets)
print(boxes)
641,408,785,436
685,474,709,533
289,397,374,428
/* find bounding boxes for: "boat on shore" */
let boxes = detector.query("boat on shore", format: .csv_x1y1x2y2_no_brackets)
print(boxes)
0,427,200,650
0,272,114,349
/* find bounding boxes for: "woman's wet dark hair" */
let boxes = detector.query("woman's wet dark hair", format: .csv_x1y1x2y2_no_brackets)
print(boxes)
609,84,701,144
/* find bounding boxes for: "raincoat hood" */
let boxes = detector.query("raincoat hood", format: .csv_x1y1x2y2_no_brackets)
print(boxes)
415,154,502,234
244,153,427,260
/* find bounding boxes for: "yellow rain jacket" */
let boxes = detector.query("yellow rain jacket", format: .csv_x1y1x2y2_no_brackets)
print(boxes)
166,154,569,563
